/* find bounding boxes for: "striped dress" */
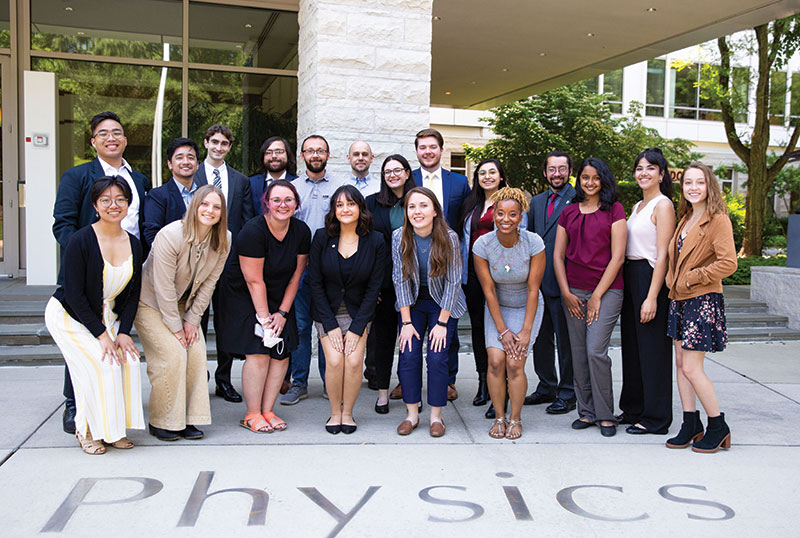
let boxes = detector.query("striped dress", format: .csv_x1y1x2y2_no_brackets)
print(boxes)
45,255,145,442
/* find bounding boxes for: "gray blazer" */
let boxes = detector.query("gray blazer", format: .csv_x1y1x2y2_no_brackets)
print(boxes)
392,228,466,318
527,184,576,297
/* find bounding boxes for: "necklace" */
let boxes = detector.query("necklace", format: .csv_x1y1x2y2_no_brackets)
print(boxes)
493,230,520,274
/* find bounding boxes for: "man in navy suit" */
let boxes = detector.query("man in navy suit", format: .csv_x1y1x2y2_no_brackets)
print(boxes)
52,110,151,435
409,128,470,402
249,136,298,215
524,151,577,414
194,125,255,402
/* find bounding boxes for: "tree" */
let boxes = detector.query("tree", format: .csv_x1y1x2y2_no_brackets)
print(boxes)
463,83,695,195
711,16,800,255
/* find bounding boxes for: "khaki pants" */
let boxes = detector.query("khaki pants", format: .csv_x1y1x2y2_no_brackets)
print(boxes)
135,302,211,430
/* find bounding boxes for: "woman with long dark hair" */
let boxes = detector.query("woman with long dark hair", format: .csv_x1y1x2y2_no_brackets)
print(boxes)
393,187,466,437
554,157,627,437
619,148,676,435
308,185,385,433
365,155,415,413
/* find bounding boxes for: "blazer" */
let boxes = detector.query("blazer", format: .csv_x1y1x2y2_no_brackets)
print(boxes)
138,220,231,332
412,168,470,231
52,158,150,283
249,172,299,215
142,179,205,249
527,184,576,297
392,227,467,318
666,211,737,301
195,164,255,239
366,193,399,288
307,228,386,336
52,225,143,338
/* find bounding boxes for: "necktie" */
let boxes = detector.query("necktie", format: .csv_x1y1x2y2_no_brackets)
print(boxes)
424,172,434,190
213,168,222,189
547,192,558,218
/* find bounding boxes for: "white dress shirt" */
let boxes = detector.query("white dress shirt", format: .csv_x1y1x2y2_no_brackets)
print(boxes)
421,167,444,208
204,160,229,203
98,157,140,238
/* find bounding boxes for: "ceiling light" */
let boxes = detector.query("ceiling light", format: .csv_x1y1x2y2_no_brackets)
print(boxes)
433,16,441,21
470,81,476,85
539,52,546,56
502,68,508,72
646,7,657,12
245,23,252,28
77,31,85,35
587,32,595,37
64,6,73,11
444,91,452,95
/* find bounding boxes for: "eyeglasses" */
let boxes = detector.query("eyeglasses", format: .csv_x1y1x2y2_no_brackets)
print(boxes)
269,197,296,207
477,168,499,177
383,168,407,177
546,166,569,174
302,149,328,156
97,197,129,208
93,129,125,141
264,149,286,156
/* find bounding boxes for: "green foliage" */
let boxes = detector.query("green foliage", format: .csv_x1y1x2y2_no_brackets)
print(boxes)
616,180,680,215
725,191,746,251
722,255,786,285
464,84,696,195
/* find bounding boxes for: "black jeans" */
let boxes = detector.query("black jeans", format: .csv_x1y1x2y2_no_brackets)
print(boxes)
463,265,488,374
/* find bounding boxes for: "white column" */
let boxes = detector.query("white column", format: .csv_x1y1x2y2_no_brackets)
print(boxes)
297,0,433,178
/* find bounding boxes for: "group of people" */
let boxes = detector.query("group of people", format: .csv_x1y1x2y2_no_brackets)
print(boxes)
47,112,736,456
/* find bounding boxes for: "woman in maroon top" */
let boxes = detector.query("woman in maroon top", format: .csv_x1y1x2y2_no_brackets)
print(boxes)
554,157,627,437
457,158,508,409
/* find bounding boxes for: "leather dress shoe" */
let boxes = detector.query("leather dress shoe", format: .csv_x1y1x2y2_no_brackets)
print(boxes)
485,403,496,419
447,384,458,401
181,425,204,440
374,399,389,414
215,381,243,403
600,424,617,437
397,419,418,435
571,418,594,430
389,384,403,400
524,392,556,405
149,424,181,441
429,420,446,437
546,398,577,414
62,399,77,434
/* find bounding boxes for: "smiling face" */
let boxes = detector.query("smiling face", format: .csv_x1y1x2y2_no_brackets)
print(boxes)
634,157,664,192
579,165,602,199
382,159,409,192
682,167,708,206
266,185,297,221
406,192,437,233
94,185,129,224
545,155,570,190
301,137,329,173
334,193,360,226
477,162,502,194
264,140,288,173
167,145,199,182
204,133,231,164
415,136,443,171
197,191,223,227
494,198,523,235
91,119,127,162
347,141,373,176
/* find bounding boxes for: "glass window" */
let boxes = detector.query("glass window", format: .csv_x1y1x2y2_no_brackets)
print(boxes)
602,69,623,113
0,0,10,48
646,59,666,117
790,73,800,124
769,71,787,125
669,62,699,119
717,166,733,194
698,64,722,121
450,154,466,177
189,2,299,69
731,67,750,123
188,69,297,176
31,58,182,182
581,76,599,94
31,0,182,60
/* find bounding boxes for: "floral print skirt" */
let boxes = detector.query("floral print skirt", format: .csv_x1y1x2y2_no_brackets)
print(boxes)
667,292,727,353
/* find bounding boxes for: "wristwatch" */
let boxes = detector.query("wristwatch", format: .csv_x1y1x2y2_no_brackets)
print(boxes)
436,321,448,328
277,309,289,318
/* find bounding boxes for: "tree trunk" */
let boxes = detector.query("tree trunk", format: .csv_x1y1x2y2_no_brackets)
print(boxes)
742,160,769,255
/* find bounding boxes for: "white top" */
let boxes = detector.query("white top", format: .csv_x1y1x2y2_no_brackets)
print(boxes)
98,157,140,239
204,160,229,202
626,194,668,268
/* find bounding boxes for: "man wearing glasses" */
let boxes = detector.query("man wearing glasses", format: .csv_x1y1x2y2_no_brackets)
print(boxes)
524,151,577,415
52,110,151,435
249,136,298,214
281,134,341,405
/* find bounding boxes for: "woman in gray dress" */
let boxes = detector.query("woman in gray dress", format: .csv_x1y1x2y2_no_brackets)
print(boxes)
473,187,546,439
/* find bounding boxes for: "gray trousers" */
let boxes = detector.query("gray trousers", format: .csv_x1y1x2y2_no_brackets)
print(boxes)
562,288,623,423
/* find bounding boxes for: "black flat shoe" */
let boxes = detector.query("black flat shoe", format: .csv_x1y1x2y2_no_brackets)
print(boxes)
62,399,77,434
215,381,243,403
149,423,181,441
615,413,636,425
181,425,204,440
325,418,341,435
571,418,594,430
375,400,389,414
626,424,650,435
600,424,617,437
341,423,357,434
546,398,576,414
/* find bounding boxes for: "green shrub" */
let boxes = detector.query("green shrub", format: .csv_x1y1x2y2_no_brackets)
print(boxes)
762,235,788,248
722,255,786,285
725,192,746,252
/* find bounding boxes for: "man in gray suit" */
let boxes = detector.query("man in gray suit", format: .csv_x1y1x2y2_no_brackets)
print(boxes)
525,151,576,414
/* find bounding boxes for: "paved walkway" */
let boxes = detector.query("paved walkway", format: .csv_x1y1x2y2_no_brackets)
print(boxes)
1,341,798,537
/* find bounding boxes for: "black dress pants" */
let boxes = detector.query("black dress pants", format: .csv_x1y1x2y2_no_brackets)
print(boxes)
463,266,488,374
531,294,575,400
372,286,400,390
619,259,673,433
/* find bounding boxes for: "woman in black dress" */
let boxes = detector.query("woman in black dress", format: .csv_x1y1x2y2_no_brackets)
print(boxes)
216,179,311,433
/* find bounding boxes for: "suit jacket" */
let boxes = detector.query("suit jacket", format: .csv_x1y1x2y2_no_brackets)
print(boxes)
249,172,299,215
527,184,576,297
307,229,386,336
365,193,398,288
411,168,470,231
138,220,231,332
52,158,150,283
195,163,255,240
141,179,203,249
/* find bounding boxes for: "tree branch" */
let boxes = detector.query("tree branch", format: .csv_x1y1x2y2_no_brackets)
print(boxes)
717,36,750,163
768,120,800,180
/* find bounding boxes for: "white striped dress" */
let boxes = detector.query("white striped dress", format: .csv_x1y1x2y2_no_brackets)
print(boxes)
45,255,145,442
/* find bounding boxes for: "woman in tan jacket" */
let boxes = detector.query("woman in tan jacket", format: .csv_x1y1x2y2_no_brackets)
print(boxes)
135,185,231,441
665,163,736,453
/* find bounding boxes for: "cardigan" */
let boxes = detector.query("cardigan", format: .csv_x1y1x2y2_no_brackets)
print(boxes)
391,227,467,318
666,211,737,301
52,225,143,338
138,220,231,332
307,228,386,336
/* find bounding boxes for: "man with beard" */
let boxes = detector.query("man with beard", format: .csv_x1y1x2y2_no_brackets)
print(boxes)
346,140,379,197
250,136,298,214
524,151,576,414
281,134,341,404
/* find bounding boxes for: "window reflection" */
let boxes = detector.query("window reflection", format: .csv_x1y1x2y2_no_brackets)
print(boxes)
0,0,9,48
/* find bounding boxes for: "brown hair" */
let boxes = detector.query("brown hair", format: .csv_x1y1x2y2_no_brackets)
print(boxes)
414,128,444,149
204,124,233,142
677,162,727,220
182,185,228,253
490,186,529,213
324,185,373,237
400,187,454,281
261,179,300,215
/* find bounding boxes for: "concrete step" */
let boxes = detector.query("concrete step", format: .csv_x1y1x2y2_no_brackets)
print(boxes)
0,340,221,366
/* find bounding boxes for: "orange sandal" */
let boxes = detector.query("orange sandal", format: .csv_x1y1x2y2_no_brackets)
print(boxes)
263,411,287,431
240,413,273,433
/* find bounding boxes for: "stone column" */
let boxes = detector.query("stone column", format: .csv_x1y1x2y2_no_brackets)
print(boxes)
297,0,433,178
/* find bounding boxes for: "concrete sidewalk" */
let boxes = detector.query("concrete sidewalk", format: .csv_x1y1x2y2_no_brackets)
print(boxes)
1,341,798,537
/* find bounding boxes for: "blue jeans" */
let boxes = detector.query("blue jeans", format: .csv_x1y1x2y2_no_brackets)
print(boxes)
290,277,326,388
397,297,458,407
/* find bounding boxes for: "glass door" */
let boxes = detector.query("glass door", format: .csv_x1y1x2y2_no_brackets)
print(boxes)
0,54,18,276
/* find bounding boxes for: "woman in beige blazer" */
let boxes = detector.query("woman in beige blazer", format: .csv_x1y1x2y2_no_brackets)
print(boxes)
135,185,231,442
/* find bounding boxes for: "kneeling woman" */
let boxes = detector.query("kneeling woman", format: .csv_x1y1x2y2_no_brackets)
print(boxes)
473,187,545,439
665,163,736,453
45,176,144,454
136,185,230,441
393,187,466,437
308,185,385,434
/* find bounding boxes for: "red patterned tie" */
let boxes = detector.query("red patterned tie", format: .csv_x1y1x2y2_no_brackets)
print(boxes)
547,192,558,218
